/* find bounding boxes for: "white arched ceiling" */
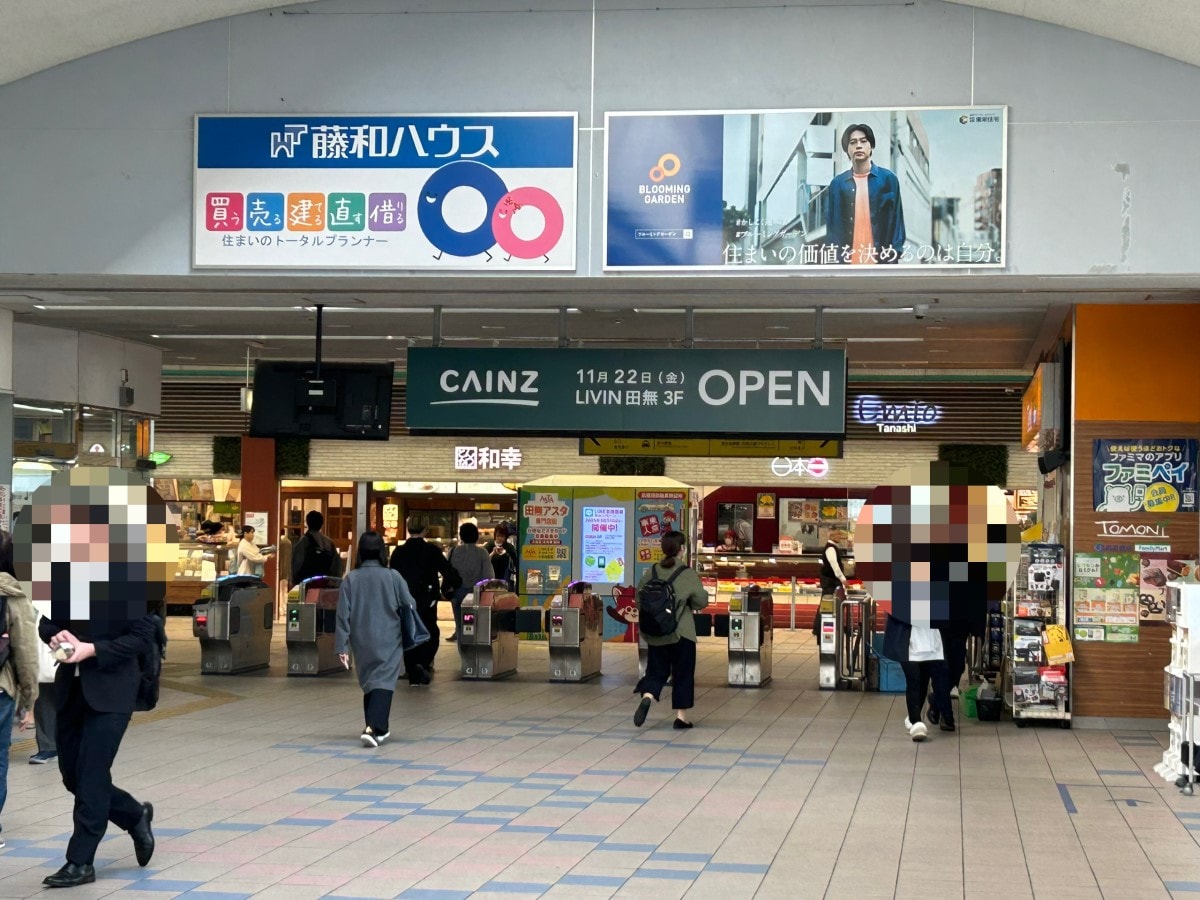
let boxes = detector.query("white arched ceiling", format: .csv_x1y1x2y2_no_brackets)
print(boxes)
0,0,1197,88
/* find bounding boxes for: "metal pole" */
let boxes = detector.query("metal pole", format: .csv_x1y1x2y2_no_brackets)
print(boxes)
790,576,796,631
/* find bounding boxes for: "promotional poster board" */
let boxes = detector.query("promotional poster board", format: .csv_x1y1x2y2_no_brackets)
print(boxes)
1073,552,1140,642
406,347,846,436
605,106,1005,270
518,489,572,597
1093,439,1198,513
194,113,577,269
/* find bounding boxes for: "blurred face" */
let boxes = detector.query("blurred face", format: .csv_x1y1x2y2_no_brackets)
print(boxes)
13,468,179,628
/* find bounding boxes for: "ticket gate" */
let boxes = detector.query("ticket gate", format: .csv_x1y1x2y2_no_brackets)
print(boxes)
192,574,274,674
817,600,838,690
547,581,603,682
459,579,521,679
727,585,773,687
836,589,876,691
285,575,343,676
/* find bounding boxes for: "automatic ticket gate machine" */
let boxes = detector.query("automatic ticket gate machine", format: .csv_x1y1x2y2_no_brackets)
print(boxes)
547,581,603,682
459,579,521,679
192,574,274,674
727,585,773,687
818,586,876,690
285,575,343,676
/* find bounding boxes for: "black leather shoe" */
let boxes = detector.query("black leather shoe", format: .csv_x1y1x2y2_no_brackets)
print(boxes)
131,802,155,867
43,863,95,888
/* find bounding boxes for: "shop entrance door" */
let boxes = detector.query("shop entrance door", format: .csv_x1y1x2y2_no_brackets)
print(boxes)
281,488,356,560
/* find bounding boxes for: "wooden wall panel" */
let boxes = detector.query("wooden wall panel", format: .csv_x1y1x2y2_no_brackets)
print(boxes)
1072,420,1200,719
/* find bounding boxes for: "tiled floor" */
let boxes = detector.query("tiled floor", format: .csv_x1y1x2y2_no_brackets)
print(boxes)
2,614,1199,898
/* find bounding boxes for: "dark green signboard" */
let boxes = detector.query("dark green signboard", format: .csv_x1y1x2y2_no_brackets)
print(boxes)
406,348,846,435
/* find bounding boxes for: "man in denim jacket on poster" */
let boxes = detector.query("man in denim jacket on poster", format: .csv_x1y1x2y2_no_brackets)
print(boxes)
824,123,906,265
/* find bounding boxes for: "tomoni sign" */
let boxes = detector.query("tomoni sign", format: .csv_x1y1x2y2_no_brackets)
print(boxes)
406,347,847,435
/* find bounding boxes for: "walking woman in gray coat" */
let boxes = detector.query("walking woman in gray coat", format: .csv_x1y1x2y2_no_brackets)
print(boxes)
335,531,424,747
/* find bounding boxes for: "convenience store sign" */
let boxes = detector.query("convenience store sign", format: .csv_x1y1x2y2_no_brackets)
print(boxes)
406,347,846,435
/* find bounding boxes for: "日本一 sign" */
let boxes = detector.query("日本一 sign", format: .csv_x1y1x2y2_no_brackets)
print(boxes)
194,113,577,269
405,347,847,435
605,106,1005,270
1093,439,1198,513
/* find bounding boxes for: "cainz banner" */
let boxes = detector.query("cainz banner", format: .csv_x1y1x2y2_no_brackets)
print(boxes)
405,347,846,436
194,113,576,270
604,106,1006,270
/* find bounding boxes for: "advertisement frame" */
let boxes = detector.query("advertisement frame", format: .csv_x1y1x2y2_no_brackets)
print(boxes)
603,104,1008,272
193,111,578,271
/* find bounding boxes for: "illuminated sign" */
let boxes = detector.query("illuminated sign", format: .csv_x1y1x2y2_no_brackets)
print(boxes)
771,457,830,478
851,394,942,433
453,446,523,471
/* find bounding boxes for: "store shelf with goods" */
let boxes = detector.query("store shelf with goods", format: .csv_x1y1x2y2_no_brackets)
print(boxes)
1156,584,1200,788
1005,543,1072,726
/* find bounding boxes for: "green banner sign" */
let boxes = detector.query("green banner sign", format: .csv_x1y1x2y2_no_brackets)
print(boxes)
406,348,846,435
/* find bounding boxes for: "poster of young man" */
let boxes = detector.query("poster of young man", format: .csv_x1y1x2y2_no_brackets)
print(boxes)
605,105,1005,270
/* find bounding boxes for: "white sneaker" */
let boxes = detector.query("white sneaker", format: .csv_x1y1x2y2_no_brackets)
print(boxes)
903,717,913,730
375,730,390,746
950,687,960,699
360,728,379,748
908,721,928,742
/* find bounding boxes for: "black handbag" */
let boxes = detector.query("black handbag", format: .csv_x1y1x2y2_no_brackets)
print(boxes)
880,613,912,663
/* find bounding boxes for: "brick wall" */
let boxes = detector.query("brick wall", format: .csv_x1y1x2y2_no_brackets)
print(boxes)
154,432,1038,489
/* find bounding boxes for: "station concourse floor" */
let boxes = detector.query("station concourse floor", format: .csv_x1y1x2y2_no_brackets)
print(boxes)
2,614,1199,900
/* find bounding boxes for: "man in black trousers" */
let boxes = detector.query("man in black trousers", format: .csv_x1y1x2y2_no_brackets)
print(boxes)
13,469,172,888
390,515,460,685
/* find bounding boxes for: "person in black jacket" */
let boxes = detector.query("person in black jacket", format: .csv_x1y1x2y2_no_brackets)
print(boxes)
389,516,460,685
13,469,171,888
291,510,342,587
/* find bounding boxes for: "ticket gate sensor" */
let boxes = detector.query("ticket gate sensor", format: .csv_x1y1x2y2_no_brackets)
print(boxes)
285,575,343,676
547,581,603,682
192,574,274,674
728,585,773,687
459,579,520,679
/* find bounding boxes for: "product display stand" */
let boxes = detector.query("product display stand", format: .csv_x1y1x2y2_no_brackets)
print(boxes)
1005,543,1071,727
1156,583,1200,791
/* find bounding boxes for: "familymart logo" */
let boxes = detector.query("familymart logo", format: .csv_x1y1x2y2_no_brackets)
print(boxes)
434,368,541,407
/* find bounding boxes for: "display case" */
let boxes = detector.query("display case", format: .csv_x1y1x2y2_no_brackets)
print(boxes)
694,551,850,628
166,539,237,613
1157,584,1200,788
1004,543,1071,726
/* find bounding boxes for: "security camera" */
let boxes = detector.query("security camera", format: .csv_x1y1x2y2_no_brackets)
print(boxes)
914,304,928,319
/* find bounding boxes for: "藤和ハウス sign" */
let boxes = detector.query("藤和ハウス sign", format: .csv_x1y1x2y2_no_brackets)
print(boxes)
405,347,846,436
605,105,1005,270
1093,439,1198,513
194,113,576,269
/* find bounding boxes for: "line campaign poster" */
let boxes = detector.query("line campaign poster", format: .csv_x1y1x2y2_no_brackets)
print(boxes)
194,113,576,270
605,106,1006,270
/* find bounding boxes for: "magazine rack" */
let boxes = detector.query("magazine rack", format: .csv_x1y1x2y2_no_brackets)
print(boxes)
1004,543,1071,727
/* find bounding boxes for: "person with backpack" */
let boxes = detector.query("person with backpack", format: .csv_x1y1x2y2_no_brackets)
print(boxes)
389,516,461,685
0,531,40,848
632,530,708,730
290,510,342,587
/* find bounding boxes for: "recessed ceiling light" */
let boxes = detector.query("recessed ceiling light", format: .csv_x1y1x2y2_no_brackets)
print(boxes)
480,325,505,331
765,325,789,331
